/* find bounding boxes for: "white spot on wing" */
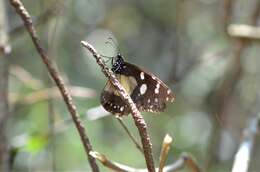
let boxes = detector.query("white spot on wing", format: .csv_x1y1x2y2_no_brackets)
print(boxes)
155,83,160,94
167,89,171,95
140,72,145,80
155,98,158,102
140,84,147,95
120,106,124,112
148,99,150,103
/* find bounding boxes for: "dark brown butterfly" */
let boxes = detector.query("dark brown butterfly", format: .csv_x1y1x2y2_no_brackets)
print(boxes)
100,54,175,116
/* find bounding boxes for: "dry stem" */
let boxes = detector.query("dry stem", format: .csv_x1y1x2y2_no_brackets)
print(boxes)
228,24,260,39
90,151,201,172
231,117,260,172
81,41,155,172
10,86,96,105
158,134,172,172
9,0,99,171
116,116,143,153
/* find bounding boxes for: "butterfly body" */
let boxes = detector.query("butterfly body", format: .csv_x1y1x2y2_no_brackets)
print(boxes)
101,54,175,116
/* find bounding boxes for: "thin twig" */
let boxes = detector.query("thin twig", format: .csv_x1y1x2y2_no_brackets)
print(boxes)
228,24,260,39
168,153,201,172
9,0,99,171
90,151,129,172
159,134,172,172
10,86,96,105
231,116,260,172
81,41,155,172
116,116,144,153
9,0,62,40
90,151,201,172
10,65,43,89
86,105,110,120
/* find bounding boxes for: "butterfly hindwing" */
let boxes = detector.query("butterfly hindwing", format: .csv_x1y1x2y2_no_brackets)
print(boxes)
101,74,136,116
101,88,130,116
123,62,175,113
100,56,175,116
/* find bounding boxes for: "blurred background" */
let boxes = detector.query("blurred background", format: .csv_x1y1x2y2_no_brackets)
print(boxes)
1,0,260,171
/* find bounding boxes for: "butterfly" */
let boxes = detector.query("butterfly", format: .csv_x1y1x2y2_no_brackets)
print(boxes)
100,54,175,116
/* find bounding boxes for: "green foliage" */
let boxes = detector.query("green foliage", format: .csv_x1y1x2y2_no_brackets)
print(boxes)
25,134,48,153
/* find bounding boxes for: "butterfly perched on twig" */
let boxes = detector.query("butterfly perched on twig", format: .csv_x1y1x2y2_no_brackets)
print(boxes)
100,53,175,116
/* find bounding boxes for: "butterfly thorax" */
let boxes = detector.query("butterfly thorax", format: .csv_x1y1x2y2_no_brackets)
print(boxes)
112,54,125,73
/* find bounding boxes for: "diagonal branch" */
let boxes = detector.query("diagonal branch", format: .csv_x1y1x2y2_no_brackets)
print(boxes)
9,0,99,171
81,41,155,172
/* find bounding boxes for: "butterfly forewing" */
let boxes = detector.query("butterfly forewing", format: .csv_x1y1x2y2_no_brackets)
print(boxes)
125,62,175,112
100,55,175,116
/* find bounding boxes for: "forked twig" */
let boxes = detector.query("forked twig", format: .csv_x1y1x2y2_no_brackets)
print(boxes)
81,41,155,172
90,151,201,172
9,0,99,171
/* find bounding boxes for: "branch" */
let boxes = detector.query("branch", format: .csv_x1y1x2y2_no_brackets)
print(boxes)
81,41,155,171
90,151,130,172
9,1,61,40
166,153,201,172
10,86,96,105
9,0,99,171
231,116,260,172
10,65,43,89
228,24,260,39
90,151,201,172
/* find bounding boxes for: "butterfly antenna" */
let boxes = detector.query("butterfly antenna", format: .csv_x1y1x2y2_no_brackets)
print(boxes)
107,37,121,54
99,41,115,63
105,37,119,65
99,54,113,64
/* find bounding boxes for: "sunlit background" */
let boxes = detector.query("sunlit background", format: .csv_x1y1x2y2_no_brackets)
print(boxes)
4,0,260,171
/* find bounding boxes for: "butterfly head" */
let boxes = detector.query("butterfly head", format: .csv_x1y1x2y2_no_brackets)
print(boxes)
111,54,125,73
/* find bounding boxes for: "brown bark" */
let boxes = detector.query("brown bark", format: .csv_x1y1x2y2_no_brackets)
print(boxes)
9,0,99,171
